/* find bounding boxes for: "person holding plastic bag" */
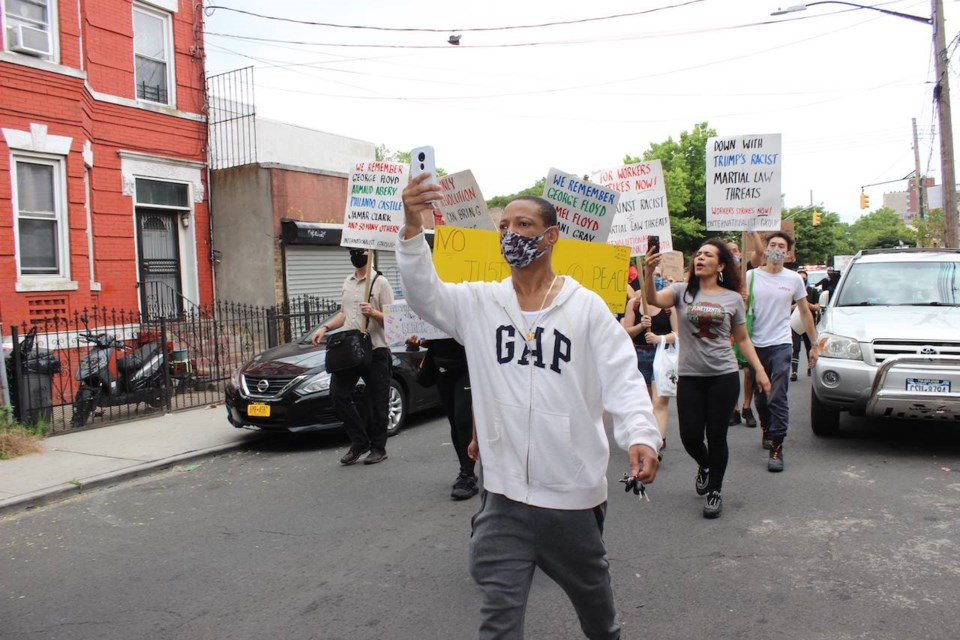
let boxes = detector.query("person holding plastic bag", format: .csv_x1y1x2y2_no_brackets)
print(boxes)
643,239,770,519
621,274,677,456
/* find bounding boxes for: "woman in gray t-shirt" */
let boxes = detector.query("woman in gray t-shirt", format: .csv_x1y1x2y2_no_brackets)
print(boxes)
643,239,770,519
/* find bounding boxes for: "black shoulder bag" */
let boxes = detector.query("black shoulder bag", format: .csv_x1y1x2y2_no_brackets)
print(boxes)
324,272,380,373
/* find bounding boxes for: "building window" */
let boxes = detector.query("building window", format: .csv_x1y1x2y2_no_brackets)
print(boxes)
13,156,67,277
3,0,56,59
133,4,174,105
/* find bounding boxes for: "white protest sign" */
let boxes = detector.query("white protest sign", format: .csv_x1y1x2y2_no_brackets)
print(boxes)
706,134,782,232
542,168,620,243
592,160,672,256
437,170,496,231
383,301,449,345
342,161,408,250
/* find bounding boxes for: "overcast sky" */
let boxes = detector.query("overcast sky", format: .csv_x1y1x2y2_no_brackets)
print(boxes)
203,0,958,224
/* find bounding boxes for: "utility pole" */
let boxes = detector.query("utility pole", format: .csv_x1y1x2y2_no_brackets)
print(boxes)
933,0,958,247
912,118,925,222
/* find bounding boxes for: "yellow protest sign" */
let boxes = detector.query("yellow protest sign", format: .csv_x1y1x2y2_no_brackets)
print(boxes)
433,226,629,314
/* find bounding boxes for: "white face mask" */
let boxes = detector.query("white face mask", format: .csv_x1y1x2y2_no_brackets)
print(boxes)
764,247,787,264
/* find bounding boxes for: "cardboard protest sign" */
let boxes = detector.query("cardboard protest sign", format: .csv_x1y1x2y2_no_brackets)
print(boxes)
436,170,496,231
592,160,672,256
432,226,629,314
383,300,449,345
706,134,782,232
341,161,408,250
659,251,685,283
542,168,620,243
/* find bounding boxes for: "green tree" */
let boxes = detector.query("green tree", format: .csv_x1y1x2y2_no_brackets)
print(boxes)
782,206,854,265
913,208,944,247
847,207,916,249
486,178,546,210
624,122,716,253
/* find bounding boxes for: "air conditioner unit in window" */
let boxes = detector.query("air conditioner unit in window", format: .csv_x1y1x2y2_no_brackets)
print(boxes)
10,24,51,57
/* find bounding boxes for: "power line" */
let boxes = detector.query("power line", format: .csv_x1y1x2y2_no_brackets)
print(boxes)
203,1,705,33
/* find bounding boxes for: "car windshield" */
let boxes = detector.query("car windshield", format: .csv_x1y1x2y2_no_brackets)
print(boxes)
835,261,960,307
297,312,340,344
805,270,828,289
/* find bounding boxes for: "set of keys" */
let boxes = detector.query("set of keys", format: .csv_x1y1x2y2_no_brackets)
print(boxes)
619,473,650,502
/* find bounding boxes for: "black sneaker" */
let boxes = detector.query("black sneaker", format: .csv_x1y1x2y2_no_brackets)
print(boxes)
768,443,784,472
695,467,710,495
703,491,723,518
728,409,741,426
790,372,798,382
451,474,479,500
761,426,773,450
742,408,757,429
339,447,369,465
362,449,388,465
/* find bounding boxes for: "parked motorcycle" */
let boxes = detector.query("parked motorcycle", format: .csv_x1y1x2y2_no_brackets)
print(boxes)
70,332,170,427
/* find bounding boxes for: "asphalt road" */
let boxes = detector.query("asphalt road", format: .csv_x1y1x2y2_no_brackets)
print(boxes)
2,375,959,640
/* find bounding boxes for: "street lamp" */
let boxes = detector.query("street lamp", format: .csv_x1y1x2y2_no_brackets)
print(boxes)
772,1,958,248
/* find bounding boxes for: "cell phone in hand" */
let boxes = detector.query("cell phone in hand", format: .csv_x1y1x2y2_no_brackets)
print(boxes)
410,146,438,187
647,235,661,255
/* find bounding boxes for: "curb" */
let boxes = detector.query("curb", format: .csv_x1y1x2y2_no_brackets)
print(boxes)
0,437,264,517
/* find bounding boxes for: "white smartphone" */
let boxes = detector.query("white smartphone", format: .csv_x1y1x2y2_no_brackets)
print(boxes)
410,146,438,186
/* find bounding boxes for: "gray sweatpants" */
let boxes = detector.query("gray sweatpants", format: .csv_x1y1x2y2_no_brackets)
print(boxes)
468,491,620,640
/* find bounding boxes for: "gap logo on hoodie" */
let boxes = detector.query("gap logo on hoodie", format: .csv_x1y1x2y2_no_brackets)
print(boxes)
496,325,572,373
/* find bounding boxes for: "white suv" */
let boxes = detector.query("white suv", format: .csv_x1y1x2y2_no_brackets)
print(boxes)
811,248,960,436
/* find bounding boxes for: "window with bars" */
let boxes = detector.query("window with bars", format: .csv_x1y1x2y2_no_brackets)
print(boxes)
13,156,66,277
133,4,173,105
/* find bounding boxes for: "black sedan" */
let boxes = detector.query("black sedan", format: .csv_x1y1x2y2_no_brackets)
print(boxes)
225,324,440,435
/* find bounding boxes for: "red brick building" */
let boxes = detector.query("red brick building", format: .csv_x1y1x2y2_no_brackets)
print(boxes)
0,0,210,330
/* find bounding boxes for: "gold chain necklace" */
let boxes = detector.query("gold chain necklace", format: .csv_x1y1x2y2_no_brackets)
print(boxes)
520,275,560,341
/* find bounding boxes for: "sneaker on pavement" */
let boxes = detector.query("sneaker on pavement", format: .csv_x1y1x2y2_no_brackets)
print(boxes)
742,408,757,429
790,372,798,382
768,443,784,472
451,474,479,500
703,491,723,519
695,467,710,496
339,447,369,465
728,409,741,426
761,425,773,450
362,449,388,465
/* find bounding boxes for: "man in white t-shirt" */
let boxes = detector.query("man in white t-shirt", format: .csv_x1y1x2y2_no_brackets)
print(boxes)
746,231,819,472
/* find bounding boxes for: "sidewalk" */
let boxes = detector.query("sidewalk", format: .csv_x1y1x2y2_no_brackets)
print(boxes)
0,403,263,515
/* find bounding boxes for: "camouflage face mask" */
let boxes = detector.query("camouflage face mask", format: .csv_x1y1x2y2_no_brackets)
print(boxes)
500,229,551,269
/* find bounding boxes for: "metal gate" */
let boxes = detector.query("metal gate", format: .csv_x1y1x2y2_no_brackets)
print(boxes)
137,210,182,318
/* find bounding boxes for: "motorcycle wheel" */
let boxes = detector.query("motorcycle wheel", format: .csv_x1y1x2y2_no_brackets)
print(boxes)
70,387,98,428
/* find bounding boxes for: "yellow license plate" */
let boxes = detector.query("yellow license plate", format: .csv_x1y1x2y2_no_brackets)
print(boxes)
247,402,271,417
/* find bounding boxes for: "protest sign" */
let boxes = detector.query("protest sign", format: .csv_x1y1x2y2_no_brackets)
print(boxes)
341,161,408,250
659,251,685,283
706,134,782,232
432,226,629,314
383,300,449,345
436,170,496,231
542,168,620,244
592,160,672,256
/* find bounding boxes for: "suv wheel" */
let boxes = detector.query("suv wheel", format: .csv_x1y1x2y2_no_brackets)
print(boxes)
811,391,840,437
386,379,407,437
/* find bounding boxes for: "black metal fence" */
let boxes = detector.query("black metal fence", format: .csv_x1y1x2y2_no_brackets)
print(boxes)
3,295,338,434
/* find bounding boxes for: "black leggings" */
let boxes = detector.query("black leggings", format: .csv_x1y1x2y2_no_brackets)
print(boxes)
676,372,741,492
435,369,476,478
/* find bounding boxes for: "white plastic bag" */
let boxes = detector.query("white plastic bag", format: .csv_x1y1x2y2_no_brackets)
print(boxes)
653,336,678,398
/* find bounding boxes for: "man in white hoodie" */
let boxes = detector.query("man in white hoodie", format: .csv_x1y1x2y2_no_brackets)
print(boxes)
398,173,661,640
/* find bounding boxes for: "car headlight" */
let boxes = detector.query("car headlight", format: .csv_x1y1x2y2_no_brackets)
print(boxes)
818,333,862,361
295,371,332,395
230,366,243,388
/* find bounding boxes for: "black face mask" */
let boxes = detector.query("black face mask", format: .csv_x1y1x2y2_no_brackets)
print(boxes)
350,254,368,268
